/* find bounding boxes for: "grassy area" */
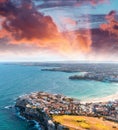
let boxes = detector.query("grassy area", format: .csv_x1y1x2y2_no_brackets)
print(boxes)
52,115,118,130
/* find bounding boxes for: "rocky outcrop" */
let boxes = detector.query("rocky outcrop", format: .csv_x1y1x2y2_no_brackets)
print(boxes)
15,95,69,130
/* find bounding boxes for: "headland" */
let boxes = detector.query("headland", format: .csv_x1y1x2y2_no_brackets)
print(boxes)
15,91,118,130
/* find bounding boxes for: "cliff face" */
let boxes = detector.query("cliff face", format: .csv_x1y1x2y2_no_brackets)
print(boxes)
15,96,68,130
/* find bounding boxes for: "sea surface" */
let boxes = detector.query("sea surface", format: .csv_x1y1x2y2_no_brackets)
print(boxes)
0,63,118,130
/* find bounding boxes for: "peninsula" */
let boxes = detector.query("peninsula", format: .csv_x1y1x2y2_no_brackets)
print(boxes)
69,72,118,82
15,92,118,130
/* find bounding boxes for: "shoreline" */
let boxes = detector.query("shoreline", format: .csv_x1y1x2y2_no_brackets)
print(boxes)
81,92,118,103
15,91,118,130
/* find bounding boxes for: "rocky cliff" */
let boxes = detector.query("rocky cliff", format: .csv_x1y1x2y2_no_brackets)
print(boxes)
15,95,69,130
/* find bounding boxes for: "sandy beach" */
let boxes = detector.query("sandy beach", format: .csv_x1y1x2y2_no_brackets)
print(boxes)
81,92,118,103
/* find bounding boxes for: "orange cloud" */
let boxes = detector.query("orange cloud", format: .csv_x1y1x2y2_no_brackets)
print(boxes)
63,18,77,26
0,0,92,57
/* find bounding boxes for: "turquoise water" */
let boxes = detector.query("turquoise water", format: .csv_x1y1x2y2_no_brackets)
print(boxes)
0,63,118,130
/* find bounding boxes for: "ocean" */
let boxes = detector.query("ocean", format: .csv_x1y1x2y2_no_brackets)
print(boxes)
0,63,118,130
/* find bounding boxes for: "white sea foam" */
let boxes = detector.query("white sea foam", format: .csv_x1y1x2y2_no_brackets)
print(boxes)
4,105,13,109
16,108,41,130
16,108,26,120
32,120,41,130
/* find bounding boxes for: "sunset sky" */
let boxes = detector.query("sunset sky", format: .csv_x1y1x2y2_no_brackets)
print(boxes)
0,0,118,62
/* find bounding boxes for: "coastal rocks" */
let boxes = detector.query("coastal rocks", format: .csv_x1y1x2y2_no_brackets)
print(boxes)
47,120,55,130
15,98,48,129
15,92,70,130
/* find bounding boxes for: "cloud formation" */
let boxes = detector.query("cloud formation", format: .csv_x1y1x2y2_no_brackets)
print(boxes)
37,0,109,8
0,0,93,56
100,10,118,36
1,0,117,62
0,0,59,41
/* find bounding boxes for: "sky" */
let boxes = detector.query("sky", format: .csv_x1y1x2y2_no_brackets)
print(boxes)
0,0,118,62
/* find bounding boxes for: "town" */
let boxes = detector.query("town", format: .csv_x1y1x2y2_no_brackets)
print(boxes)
16,92,118,122
69,72,118,82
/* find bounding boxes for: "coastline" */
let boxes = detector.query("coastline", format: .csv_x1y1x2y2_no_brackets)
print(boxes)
15,91,118,130
81,92,118,103
16,107,41,130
